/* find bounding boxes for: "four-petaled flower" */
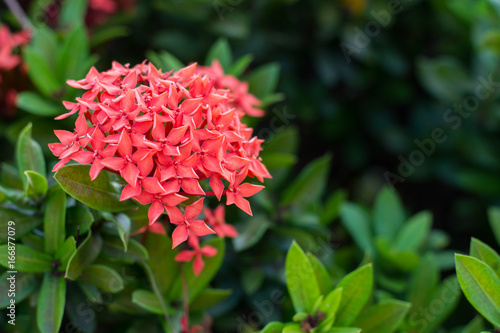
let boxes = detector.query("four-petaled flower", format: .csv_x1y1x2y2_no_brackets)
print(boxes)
175,234,218,276
204,205,238,238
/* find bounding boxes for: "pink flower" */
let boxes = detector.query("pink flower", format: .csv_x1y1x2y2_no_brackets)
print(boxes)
50,60,271,248
175,234,217,276
204,205,238,238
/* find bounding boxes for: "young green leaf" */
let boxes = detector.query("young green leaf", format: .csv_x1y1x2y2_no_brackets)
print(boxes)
0,244,52,272
54,165,135,212
321,189,347,226
488,207,500,247
44,186,66,255
260,322,284,333
455,254,500,327
285,241,321,313
37,273,66,333
230,54,253,77
353,300,411,333
470,238,500,279
394,210,432,252
307,252,334,295
66,231,102,280
319,288,343,320
205,38,233,72
373,186,405,240
16,123,46,185
24,171,48,200
79,264,124,293
147,50,184,71
340,203,374,254
101,236,149,264
334,264,373,327
375,237,419,272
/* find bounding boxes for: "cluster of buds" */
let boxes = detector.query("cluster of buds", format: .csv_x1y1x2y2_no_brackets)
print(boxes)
49,60,270,273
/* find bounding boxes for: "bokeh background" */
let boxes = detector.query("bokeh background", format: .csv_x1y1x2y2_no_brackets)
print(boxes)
2,0,500,331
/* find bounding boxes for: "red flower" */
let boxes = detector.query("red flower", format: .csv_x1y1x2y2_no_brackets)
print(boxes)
50,60,271,249
204,205,238,238
175,234,218,276
180,315,203,333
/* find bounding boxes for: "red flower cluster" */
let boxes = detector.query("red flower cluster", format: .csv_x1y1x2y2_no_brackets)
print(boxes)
0,25,30,117
49,61,270,251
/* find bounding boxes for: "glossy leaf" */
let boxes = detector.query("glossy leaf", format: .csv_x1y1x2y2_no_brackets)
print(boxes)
455,254,500,327
24,48,62,97
23,170,48,201
407,253,439,316
146,50,184,71
102,236,148,264
373,186,405,240
44,186,66,254
59,0,88,27
132,289,163,315
327,329,362,333
37,274,66,333
260,322,284,333
80,264,124,293
375,237,419,271
285,241,321,313
0,244,52,272
353,300,411,333
54,164,134,212
101,212,131,251
230,54,253,77
319,288,343,320
66,204,94,237
16,123,46,185
335,264,373,327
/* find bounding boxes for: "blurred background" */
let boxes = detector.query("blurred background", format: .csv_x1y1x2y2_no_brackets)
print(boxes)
2,0,500,331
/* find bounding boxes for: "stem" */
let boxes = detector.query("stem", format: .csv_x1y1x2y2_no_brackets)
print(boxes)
180,265,190,333
3,0,34,32
140,260,174,333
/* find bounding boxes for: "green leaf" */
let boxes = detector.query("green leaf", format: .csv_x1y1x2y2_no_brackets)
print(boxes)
37,274,66,333
455,254,500,327
321,189,347,225
65,231,102,280
57,25,91,81
0,244,52,272
145,232,178,296
470,238,500,279
101,236,148,264
394,210,432,251
24,171,48,199
488,207,500,247
326,328,361,333
16,123,46,185
241,268,264,294
24,48,62,97
66,204,94,237
285,241,321,313
0,272,39,308
131,289,163,315
65,284,97,333
205,38,233,72
169,237,225,301
190,288,232,311
319,288,343,320
260,321,284,333
16,92,61,117
281,154,332,207
373,186,405,240
246,62,280,99
102,212,130,251
55,237,76,272
335,264,373,327
340,203,373,254
0,208,42,244
79,264,124,293
282,324,302,333
375,237,419,271
233,215,271,251
307,252,334,295
59,0,88,27
44,186,66,255
146,50,184,71
420,276,461,333
462,316,485,333
353,300,411,333
229,54,253,77
54,165,134,212
407,253,439,316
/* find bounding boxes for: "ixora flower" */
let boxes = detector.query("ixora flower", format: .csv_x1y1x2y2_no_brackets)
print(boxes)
49,61,271,259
